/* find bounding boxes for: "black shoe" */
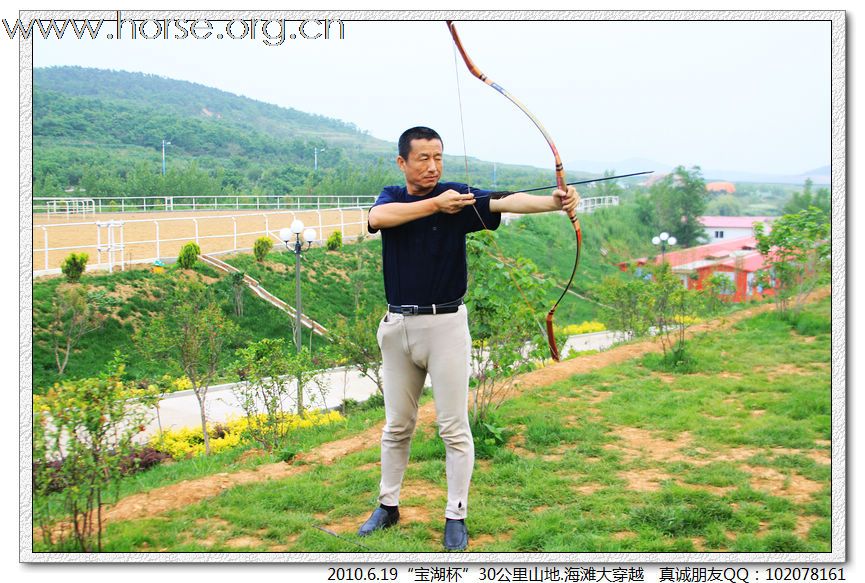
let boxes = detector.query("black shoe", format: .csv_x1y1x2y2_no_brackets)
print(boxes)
358,507,399,536
443,518,468,551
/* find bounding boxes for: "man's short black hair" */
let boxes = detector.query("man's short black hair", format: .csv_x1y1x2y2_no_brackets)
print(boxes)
398,127,443,160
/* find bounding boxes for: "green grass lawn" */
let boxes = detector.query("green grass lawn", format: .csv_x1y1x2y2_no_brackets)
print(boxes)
40,295,832,554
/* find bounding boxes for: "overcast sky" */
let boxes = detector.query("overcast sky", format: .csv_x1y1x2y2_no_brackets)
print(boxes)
31,16,831,176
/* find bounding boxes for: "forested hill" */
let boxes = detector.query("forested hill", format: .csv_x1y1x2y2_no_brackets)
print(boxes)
32,66,554,198
34,66,393,155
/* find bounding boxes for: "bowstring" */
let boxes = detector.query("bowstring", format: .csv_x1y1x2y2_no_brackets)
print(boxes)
451,43,546,338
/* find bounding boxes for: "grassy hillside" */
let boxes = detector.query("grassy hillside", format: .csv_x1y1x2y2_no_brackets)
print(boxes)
31,208,657,391
35,294,832,553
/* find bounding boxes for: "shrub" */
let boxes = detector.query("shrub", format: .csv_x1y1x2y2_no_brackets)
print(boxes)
471,415,511,459
33,365,159,551
177,242,201,269
60,252,88,282
560,321,606,335
253,237,273,262
326,230,343,251
149,409,344,459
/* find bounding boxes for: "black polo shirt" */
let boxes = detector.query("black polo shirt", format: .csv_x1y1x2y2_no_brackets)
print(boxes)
368,181,501,306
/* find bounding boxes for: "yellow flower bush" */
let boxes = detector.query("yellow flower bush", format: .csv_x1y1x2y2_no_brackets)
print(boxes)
559,321,607,336
150,409,345,459
171,376,193,392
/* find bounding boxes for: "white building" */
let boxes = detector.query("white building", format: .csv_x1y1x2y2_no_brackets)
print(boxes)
699,215,775,243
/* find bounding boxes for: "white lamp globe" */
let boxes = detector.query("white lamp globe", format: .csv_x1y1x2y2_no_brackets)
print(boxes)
290,219,304,234
279,228,292,243
303,228,317,243
652,236,661,245
660,232,669,241
668,236,677,246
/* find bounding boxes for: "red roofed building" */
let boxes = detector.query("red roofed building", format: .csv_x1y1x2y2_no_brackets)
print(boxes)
700,215,775,243
706,181,736,194
618,236,776,303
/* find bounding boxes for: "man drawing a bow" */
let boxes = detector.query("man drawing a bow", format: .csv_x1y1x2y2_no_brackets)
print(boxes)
359,126,579,551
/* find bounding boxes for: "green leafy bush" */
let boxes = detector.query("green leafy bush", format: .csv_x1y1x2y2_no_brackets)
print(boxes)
326,230,343,251
177,242,201,269
60,252,88,282
471,415,511,459
253,237,274,262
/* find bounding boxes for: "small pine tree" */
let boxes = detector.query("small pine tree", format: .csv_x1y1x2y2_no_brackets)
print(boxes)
60,252,89,282
326,230,343,251
177,242,201,269
253,237,273,262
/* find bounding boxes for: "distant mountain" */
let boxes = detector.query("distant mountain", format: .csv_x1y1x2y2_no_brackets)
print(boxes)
565,157,672,176
34,66,394,160
700,166,830,186
568,155,829,186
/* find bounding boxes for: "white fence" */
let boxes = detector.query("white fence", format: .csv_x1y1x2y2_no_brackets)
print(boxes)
33,195,377,216
578,196,619,213
37,197,97,218
33,207,371,276
34,194,618,216
32,195,620,276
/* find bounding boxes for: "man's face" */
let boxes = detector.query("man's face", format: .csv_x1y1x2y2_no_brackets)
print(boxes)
398,138,443,195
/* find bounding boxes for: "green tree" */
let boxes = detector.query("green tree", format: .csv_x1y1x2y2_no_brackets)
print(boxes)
754,206,830,315
137,282,238,455
328,305,384,395
60,252,89,282
647,264,704,368
232,339,324,450
33,359,158,551
465,231,550,426
646,166,709,247
591,169,626,199
50,284,104,375
598,265,705,370
703,272,736,315
706,194,743,216
783,178,830,217
229,271,246,317
253,237,273,262
177,241,201,269
596,272,654,340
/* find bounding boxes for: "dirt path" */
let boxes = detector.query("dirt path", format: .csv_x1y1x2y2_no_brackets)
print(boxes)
102,289,829,525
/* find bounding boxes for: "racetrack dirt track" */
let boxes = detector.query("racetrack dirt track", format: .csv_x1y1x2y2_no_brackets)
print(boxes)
32,208,368,273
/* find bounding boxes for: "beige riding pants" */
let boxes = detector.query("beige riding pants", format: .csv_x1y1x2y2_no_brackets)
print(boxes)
376,304,474,520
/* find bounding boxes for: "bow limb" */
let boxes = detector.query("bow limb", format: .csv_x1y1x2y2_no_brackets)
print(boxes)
447,20,581,361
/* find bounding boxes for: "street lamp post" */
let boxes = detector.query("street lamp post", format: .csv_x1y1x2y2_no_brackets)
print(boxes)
652,231,677,264
279,221,318,352
162,139,171,176
280,221,318,415
314,147,325,172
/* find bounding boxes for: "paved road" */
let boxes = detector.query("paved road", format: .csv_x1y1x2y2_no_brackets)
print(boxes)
142,331,626,438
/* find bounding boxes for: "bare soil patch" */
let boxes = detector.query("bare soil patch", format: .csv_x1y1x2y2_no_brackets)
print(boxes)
225,535,266,549
795,515,820,539
621,467,673,492
585,390,613,404
471,533,500,547
571,483,604,495
741,465,824,504
606,427,696,464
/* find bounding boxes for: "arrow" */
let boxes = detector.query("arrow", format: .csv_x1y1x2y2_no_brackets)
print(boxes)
472,170,654,199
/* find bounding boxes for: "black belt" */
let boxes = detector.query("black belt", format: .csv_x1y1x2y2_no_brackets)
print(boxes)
388,298,463,315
